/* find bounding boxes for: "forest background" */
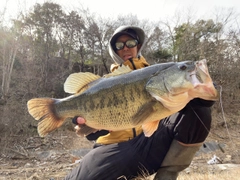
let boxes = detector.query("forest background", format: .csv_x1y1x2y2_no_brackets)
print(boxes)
0,1,239,158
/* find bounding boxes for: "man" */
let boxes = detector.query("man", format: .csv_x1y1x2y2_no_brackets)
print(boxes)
65,25,215,180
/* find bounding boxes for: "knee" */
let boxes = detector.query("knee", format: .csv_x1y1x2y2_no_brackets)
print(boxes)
174,107,212,144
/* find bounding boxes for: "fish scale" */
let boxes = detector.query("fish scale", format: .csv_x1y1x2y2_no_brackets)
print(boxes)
67,79,153,130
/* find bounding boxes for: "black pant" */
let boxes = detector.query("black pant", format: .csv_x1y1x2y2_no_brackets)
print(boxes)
65,99,214,180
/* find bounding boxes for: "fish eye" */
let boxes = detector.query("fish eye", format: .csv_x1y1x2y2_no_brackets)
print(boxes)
179,65,187,70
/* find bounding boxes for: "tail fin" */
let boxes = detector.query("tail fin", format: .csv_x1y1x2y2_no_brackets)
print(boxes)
27,98,65,137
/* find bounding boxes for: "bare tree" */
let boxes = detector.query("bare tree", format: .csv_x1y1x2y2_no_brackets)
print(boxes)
59,10,86,70
20,2,65,88
0,28,18,101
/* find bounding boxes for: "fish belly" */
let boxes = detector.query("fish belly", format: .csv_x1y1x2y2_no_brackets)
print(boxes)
81,82,152,130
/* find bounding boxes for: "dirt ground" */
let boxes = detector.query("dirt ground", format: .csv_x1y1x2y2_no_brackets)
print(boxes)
0,121,240,180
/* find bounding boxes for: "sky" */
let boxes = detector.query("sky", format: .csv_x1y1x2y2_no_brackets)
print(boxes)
1,0,240,24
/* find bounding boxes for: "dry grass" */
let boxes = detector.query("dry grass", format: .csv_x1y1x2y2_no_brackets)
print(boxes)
1,128,240,180
178,170,240,180
133,167,240,180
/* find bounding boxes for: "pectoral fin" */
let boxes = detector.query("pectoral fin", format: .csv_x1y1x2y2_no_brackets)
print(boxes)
142,120,160,137
131,101,156,126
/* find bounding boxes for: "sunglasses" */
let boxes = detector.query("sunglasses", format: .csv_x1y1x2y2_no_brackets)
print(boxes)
115,39,138,50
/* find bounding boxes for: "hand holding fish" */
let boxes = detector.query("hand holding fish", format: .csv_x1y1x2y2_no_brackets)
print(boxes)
73,117,86,124
73,117,87,135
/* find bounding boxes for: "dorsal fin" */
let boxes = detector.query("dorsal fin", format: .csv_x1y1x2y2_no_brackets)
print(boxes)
104,65,132,78
64,72,101,94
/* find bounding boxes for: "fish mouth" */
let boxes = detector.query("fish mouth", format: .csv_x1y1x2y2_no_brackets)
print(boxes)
189,59,211,86
195,73,203,83
192,69,203,84
189,59,218,100
189,69,202,87
195,59,211,84
189,71,203,85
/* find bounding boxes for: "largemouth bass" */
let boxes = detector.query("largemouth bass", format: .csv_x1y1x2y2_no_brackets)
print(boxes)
27,59,218,137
